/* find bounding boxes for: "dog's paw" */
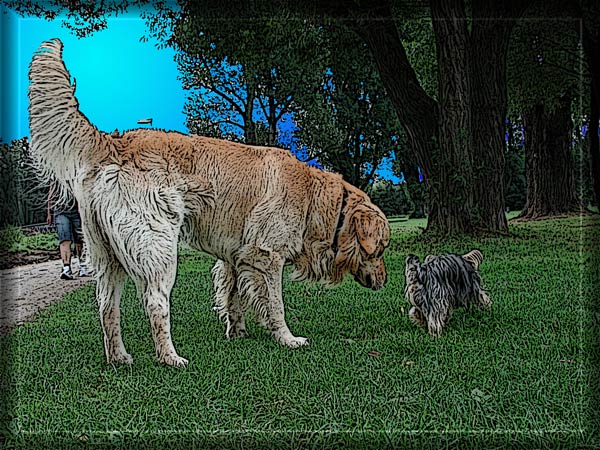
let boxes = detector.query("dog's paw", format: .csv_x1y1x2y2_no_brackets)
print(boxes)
160,354,189,368
108,352,133,365
226,318,248,339
226,328,248,339
283,336,309,349
477,292,493,310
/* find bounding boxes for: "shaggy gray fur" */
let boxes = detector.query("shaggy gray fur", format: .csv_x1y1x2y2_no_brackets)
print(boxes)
404,250,491,337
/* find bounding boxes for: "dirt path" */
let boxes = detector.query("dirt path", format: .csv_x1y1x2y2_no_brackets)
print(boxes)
0,258,93,335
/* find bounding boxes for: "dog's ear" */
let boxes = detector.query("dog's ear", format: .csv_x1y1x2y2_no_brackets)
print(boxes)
352,206,384,256
462,249,483,270
405,254,420,265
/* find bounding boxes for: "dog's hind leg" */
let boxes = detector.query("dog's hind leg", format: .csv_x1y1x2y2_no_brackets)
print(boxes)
135,265,188,367
97,261,130,365
408,306,427,329
212,259,247,339
82,209,132,365
236,245,308,348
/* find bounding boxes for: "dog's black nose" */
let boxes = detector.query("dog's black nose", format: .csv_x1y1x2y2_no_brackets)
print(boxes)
372,281,385,291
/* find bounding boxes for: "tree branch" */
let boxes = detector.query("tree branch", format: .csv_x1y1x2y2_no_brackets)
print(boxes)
213,119,245,131
257,95,270,122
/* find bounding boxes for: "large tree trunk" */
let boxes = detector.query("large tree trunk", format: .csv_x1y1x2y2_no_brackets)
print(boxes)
589,82,600,209
519,95,580,219
332,0,526,234
470,4,513,232
429,0,475,234
351,2,484,235
348,11,443,226
582,25,600,209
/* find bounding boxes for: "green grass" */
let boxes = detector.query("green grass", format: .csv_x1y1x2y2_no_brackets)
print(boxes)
0,226,57,253
2,215,599,448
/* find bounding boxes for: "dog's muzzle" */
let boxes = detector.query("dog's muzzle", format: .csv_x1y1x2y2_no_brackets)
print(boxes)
354,273,386,291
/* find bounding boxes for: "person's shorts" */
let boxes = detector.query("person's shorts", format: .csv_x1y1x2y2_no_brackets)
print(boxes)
55,211,83,244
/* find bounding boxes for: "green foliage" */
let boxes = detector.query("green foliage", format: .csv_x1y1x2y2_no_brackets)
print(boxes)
368,180,410,216
504,117,526,211
146,6,323,147
3,216,598,448
294,22,402,189
0,138,48,227
507,13,581,115
0,227,57,252
396,17,438,101
147,9,404,188
0,226,25,252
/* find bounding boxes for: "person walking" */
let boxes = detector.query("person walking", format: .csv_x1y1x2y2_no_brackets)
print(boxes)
47,182,90,280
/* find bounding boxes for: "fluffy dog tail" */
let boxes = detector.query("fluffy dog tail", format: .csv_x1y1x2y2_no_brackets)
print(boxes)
28,39,110,198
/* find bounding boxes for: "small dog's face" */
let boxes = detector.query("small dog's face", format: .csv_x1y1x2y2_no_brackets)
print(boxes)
404,255,422,306
404,255,421,283
335,203,390,291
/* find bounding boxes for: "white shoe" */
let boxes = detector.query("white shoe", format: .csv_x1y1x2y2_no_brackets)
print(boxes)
61,266,74,280
79,265,91,277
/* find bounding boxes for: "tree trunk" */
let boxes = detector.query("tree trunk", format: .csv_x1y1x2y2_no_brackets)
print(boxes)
589,82,600,209
519,95,580,219
245,90,257,145
268,94,277,146
351,3,483,235
582,25,600,209
430,0,474,234
470,7,512,232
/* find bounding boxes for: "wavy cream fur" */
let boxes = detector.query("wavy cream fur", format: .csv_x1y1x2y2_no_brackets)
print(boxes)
29,39,391,367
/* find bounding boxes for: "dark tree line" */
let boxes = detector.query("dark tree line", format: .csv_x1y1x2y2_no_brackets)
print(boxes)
3,0,598,232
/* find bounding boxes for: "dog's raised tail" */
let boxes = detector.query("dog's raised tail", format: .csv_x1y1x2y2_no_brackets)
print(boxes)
28,38,106,189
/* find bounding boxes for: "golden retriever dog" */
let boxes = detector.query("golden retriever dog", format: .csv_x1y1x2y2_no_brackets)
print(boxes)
28,39,390,367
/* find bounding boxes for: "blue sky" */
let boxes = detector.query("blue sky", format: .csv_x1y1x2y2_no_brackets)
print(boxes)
0,7,400,183
1,8,187,143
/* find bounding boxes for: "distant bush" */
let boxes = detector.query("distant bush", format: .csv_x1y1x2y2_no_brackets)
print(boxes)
368,180,410,217
0,225,25,252
0,137,49,227
0,226,57,253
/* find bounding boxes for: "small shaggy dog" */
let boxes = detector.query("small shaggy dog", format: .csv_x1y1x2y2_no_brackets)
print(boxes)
28,39,390,367
404,250,491,337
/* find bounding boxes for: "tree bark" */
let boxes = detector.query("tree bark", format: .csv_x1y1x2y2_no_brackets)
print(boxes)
470,3,513,231
519,95,580,219
245,88,257,145
351,2,487,235
582,24,600,209
589,82,600,209
430,0,474,234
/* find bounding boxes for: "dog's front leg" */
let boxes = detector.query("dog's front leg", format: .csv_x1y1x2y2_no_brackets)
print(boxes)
237,246,308,348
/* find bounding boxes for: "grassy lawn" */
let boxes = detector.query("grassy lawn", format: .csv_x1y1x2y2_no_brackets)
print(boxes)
2,215,599,448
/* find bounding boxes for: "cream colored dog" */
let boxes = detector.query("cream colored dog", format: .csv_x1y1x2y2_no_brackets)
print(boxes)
28,39,390,367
